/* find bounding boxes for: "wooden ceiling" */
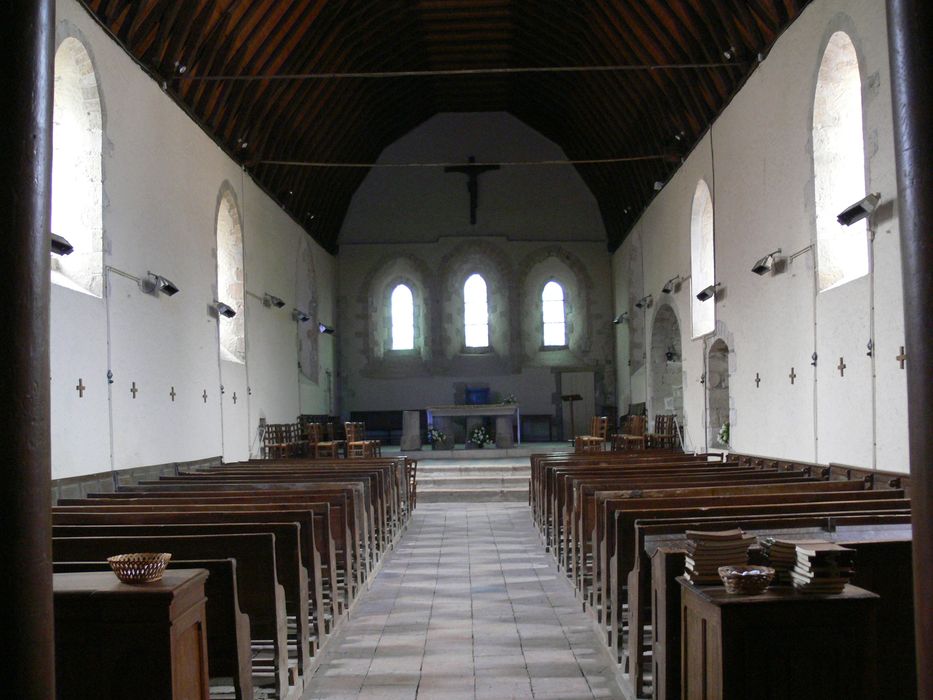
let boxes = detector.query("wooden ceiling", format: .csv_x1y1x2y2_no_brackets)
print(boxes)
80,0,812,253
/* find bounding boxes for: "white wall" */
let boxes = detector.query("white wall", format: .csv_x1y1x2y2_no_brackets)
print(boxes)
50,0,336,478
611,0,907,471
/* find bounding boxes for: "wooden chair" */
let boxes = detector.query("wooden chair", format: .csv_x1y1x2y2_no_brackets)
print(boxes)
612,415,647,451
646,413,676,449
308,422,342,458
575,416,608,453
262,424,290,459
345,422,379,458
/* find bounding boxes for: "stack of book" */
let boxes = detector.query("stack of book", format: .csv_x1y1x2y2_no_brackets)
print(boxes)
760,538,826,584
684,529,756,585
791,542,857,594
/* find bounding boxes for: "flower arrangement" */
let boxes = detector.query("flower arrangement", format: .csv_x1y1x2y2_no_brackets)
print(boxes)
427,427,448,444
718,421,730,446
469,425,493,447
502,393,517,404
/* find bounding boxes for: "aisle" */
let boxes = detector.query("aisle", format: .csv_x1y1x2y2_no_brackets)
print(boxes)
304,503,625,700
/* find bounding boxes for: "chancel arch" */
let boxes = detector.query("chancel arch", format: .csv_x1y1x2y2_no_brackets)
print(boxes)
52,36,103,297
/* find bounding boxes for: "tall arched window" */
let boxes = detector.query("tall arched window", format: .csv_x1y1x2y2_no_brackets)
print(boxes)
390,283,415,350
216,190,246,363
463,273,489,348
690,180,715,338
541,280,566,346
813,31,867,291
52,37,103,297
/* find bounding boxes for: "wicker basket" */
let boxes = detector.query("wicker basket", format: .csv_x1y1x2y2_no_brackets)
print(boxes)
108,552,172,584
718,564,775,595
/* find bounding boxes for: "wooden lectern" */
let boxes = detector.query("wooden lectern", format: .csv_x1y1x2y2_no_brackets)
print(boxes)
561,393,583,439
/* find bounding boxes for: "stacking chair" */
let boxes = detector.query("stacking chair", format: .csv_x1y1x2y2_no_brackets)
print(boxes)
612,414,646,451
575,416,608,453
646,413,676,449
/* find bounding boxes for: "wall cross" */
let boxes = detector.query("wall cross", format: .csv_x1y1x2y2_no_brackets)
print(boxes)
837,357,846,377
789,367,796,384
130,381,139,398
232,392,238,404
444,155,500,225
754,372,761,388
170,386,176,402
202,389,208,403
896,346,907,369
75,378,86,398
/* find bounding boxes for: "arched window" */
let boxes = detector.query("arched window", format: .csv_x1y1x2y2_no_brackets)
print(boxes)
52,37,103,297
463,273,489,348
216,190,246,363
390,283,415,350
813,31,867,291
541,280,566,346
690,180,715,338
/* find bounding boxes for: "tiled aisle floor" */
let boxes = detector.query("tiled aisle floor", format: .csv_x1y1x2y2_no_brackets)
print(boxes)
304,503,625,700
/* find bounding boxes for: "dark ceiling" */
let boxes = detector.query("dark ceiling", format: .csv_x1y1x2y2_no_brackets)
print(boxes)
80,0,812,253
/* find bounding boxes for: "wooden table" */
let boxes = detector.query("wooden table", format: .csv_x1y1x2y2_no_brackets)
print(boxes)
54,569,210,700
679,577,878,700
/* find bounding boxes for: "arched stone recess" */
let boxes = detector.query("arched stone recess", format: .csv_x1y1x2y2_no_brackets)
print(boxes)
706,320,736,448
52,32,104,297
358,253,433,377
437,240,514,367
518,245,594,364
295,237,319,383
648,303,684,426
215,183,246,364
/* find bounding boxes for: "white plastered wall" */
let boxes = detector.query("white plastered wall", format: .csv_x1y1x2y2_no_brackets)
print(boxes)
50,0,335,478
611,0,907,471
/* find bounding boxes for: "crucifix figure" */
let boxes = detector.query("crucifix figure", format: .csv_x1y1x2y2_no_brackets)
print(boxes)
75,378,86,398
896,346,907,369
837,357,846,377
130,381,139,399
170,386,176,402
754,372,761,388
444,156,500,225
789,367,797,385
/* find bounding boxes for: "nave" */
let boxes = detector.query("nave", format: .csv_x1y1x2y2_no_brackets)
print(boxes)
304,503,624,700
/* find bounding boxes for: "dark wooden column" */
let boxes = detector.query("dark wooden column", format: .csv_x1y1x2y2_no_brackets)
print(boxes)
0,1,55,698
886,2,932,698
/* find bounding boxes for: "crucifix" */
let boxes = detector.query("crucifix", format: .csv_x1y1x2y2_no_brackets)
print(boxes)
789,367,797,385
170,386,176,402
130,381,139,398
444,156,500,225
75,378,86,398
896,346,907,369
232,392,238,404
202,389,208,403
837,357,846,377
754,372,761,388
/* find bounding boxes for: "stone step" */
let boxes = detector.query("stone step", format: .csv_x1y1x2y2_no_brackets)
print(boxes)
416,466,530,478
417,487,529,503
417,475,530,489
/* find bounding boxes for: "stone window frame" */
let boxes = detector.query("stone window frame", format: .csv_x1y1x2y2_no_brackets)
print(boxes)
461,271,493,354
383,275,424,358
690,179,716,340
215,186,247,365
539,278,570,351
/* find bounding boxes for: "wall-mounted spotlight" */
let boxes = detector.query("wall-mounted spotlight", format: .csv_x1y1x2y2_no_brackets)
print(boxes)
292,309,311,322
751,249,783,276
263,293,286,308
51,233,74,256
140,271,180,296
318,323,335,335
635,294,653,309
661,276,682,294
653,181,664,191
837,193,880,226
695,283,720,302
612,312,629,325
214,301,237,318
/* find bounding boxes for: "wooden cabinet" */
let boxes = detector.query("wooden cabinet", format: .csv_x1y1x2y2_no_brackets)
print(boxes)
679,578,878,700
54,569,210,700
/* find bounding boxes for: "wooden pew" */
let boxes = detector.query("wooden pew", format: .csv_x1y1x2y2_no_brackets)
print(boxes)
55,558,253,700
52,532,299,700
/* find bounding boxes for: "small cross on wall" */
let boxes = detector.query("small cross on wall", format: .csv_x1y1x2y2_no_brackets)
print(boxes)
789,367,797,385
896,346,907,369
170,386,176,402
75,378,86,398
837,357,846,377
202,389,208,403
754,372,761,388
130,381,139,398
232,392,238,404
